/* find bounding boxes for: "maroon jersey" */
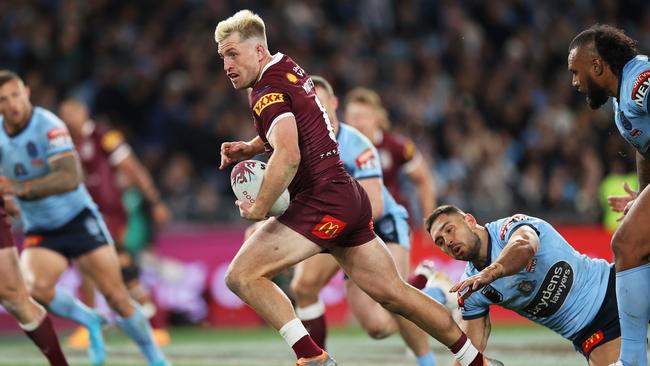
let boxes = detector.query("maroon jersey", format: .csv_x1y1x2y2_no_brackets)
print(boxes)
249,53,374,248
0,201,15,248
75,122,128,235
250,53,346,196
376,131,418,212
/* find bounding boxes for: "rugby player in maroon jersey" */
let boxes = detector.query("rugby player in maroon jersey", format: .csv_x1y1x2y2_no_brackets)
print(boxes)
215,9,501,366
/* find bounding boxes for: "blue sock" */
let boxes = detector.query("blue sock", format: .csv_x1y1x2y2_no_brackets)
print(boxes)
616,263,650,366
47,286,96,326
423,287,448,305
117,305,166,365
416,351,436,366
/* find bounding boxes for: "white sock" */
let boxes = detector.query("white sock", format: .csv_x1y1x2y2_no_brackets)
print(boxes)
295,300,325,321
279,318,309,347
453,337,480,366
19,306,46,332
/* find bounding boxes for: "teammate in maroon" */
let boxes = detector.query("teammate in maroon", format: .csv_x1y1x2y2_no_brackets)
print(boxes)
216,10,500,366
0,198,68,365
58,99,171,348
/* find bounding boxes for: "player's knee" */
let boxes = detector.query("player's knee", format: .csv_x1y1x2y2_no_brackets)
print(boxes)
225,265,246,296
364,322,392,339
611,228,635,260
27,280,54,304
366,286,403,314
103,288,132,315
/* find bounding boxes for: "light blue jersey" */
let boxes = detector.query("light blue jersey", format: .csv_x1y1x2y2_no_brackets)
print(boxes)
614,55,650,154
0,107,97,231
460,215,612,341
336,123,410,247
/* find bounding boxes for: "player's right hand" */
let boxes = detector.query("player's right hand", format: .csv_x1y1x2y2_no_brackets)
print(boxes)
219,141,252,170
607,182,637,220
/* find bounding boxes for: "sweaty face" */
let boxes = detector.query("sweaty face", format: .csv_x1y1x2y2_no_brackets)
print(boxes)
429,213,481,262
344,102,377,140
0,79,32,127
568,47,609,109
218,33,262,90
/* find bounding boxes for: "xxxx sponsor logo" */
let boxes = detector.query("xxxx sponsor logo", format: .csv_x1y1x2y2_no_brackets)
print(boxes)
311,215,347,239
253,93,285,116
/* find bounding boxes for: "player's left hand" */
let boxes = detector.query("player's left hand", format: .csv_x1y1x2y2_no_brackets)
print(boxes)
151,201,171,226
450,263,503,303
235,200,267,221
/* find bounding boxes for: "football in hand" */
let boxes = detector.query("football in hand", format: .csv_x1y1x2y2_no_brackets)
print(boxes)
230,160,290,217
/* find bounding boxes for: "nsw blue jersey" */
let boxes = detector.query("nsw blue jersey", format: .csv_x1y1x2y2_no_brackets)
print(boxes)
460,215,612,340
336,123,408,221
613,55,650,154
0,107,97,231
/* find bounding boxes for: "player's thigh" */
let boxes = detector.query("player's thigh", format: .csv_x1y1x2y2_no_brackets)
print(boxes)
228,218,323,280
588,337,620,366
331,237,404,302
20,247,69,300
292,254,339,291
76,245,125,296
244,220,267,241
613,188,650,263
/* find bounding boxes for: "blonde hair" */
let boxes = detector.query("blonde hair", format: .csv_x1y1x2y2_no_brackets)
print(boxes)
215,10,267,46
345,87,390,130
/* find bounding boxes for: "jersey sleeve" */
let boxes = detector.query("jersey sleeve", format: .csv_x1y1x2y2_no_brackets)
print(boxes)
350,135,382,180
631,69,650,114
42,114,74,157
458,273,490,320
98,128,131,166
252,88,293,139
497,214,540,244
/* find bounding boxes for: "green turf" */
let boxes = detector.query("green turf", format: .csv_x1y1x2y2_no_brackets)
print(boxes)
0,324,647,366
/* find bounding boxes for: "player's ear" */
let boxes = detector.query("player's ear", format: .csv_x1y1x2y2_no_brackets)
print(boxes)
464,213,477,228
592,57,604,76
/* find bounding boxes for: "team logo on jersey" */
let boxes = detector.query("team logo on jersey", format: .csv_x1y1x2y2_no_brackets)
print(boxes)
517,280,536,296
286,73,298,84
581,330,604,355
632,70,650,108
47,127,72,149
522,261,573,318
481,285,503,303
499,214,529,240
355,148,377,169
26,141,38,157
311,215,347,239
14,163,27,177
631,128,643,138
253,93,285,116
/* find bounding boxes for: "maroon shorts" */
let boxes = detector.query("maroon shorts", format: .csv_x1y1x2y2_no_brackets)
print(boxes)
278,176,375,250
0,206,15,248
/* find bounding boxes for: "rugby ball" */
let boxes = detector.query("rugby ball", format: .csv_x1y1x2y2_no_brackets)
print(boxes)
230,160,290,217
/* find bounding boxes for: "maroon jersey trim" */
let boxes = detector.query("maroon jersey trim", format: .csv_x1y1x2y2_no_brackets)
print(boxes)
255,53,284,84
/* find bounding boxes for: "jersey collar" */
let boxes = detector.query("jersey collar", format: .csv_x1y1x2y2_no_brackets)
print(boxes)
256,52,284,84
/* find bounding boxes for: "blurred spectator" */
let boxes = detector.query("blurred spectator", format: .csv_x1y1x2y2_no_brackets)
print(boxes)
1,0,648,223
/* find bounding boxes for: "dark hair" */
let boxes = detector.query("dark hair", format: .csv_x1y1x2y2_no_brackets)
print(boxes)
569,24,638,77
424,205,464,233
0,70,21,87
311,75,334,96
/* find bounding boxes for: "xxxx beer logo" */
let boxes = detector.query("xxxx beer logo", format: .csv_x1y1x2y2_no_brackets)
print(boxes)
311,215,347,239
253,93,285,116
581,330,604,354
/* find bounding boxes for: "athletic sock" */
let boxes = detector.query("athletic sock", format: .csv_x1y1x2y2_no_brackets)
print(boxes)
408,274,428,290
616,263,650,366
47,286,96,326
116,304,167,364
279,318,322,359
416,351,437,366
449,333,485,366
296,300,327,349
21,315,69,366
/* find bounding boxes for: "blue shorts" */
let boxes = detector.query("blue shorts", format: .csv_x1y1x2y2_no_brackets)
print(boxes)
23,207,113,259
374,213,410,250
572,267,619,358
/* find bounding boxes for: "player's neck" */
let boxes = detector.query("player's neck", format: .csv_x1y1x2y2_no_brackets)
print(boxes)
254,52,275,84
605,75,620,99
473,226,490,269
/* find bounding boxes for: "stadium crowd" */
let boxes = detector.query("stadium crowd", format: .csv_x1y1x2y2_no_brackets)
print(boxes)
2,0,649,223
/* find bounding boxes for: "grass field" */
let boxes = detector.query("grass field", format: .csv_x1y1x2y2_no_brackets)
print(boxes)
0,324,648,366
